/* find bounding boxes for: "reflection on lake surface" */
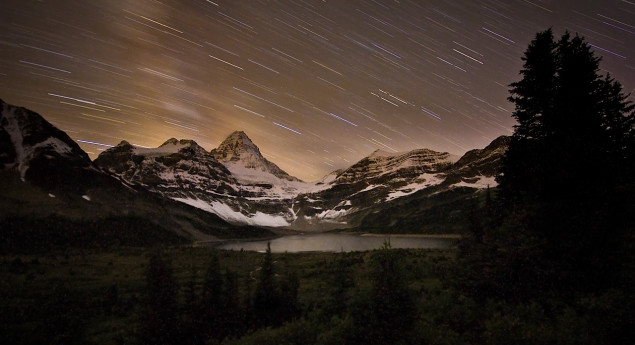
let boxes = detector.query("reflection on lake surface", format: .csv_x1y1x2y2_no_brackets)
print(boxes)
215,233,455,253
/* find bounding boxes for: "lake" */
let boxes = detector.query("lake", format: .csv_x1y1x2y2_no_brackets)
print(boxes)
214,233,456,253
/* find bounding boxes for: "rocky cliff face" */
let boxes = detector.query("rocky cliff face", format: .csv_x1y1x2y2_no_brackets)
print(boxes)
211,131,300,183
95,138,237,195
335,148,457,184
0,98,93,190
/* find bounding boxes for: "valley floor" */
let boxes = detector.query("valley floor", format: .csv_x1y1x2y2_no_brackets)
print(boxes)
2,245,630,345
0,246,452,344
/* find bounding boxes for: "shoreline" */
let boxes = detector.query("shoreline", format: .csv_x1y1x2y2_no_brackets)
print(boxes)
194,232,461,248
358,233,462,239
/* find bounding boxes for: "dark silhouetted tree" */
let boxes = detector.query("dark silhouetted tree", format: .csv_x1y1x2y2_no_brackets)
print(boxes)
200,253,224,341
321,255,355,319
253,242,282,328
181,269,205,345
280,261,300,322
141,250,179,345
220,268,243,339
348,243,416,345
251,243,300,329
495,28,634,296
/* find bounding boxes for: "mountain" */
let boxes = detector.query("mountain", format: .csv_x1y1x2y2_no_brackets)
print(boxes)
95,138,237,194
287,148,459,230
2,99,510,237
0,99,272,251
211,130,301,183
340,136,511,233
335,148,457,184
0,98,92,191
444,135,510,185
95,126,509,231
95,132,308,227
286,142,507,232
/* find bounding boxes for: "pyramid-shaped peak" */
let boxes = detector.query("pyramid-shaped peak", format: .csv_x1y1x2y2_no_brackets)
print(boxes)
211,131,301,182
115,140,132,148
230,130,248,138
224,131,257,148
212,131,262,161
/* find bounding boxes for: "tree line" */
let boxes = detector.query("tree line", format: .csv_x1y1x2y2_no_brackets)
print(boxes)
140,243,300,345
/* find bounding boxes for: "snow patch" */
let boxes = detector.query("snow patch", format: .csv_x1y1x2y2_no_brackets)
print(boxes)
224,161,330,197
315,208,350,221
336,199,352,207
453,176,498,188
385,184,426,201
132,142,190,156
357,184,382,194
416,173,444,187
33,137,74,155
385,174,444,201
173,197,291,227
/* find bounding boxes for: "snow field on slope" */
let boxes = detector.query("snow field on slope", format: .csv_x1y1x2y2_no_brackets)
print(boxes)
173,197,291,227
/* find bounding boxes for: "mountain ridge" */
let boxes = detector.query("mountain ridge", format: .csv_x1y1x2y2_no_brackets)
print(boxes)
0,99,274,250
2,99,510,233
90,128,511,231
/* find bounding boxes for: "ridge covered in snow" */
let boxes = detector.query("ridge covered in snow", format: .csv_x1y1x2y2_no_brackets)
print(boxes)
2,98,509,231
94,128,509,229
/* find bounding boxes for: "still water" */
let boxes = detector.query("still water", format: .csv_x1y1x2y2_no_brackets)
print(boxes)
215,233,455,253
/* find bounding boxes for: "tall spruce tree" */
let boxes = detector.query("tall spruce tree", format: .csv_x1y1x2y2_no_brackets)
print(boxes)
141,251,180,345
498,29,634,294
201,253,224,341
347,243,416,345
253,242,282,328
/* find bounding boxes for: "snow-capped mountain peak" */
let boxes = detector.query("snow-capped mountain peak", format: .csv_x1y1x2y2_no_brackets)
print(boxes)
335,147,457,184
130,138,208,157
211,131,259,162
211,131,300,183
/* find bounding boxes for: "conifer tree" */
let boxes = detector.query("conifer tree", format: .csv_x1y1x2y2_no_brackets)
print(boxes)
348,244,416,345
201,252,224,341
279,262,300,322
220,268,242,338
253,242,282,328
141,250,179,345
181,269,205,345
322,255,354,319
497,29,634,294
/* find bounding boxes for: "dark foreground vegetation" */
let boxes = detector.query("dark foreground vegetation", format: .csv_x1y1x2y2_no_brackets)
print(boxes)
1,243,632,345
1,29,633,345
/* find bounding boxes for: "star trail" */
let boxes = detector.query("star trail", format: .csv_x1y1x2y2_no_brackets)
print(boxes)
1,0,633,180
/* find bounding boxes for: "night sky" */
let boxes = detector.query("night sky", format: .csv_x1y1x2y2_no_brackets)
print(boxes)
1,1,633,181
